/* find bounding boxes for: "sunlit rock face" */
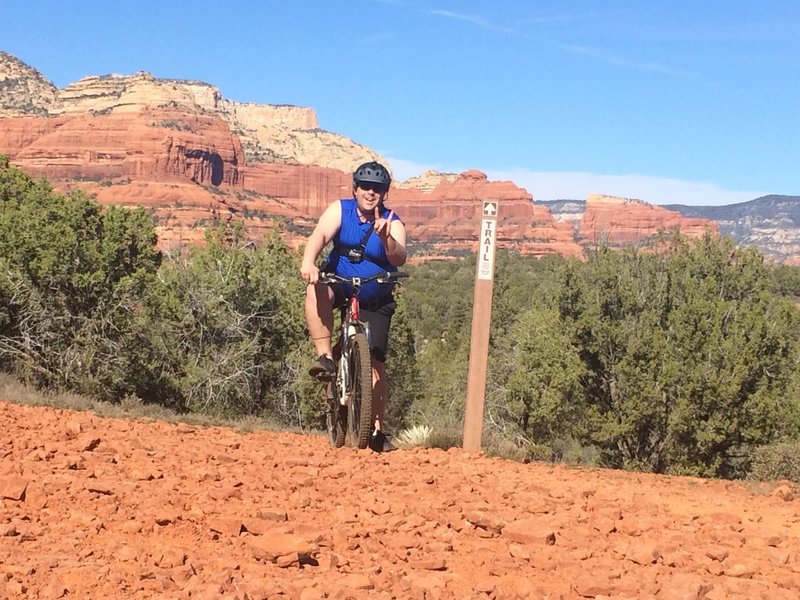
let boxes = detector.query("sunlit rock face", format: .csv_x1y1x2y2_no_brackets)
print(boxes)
0,52,720,258
578,194,716,246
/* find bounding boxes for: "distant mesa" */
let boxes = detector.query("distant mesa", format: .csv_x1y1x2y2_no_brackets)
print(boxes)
2,50,797,263
395,169,460,192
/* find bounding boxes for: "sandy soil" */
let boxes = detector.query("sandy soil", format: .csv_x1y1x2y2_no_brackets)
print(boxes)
2,400,800,599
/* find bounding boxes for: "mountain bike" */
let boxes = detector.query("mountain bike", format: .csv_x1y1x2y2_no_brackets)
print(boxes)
319,271,408,449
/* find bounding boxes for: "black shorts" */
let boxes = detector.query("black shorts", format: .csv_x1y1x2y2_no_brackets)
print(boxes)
331,286,396,363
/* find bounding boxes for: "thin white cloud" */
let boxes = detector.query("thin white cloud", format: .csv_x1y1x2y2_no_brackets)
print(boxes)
385,156,767,206
390,5,683,76
428,9,513,33
485,169,768,207
560,44,685,76
383,154,772,206
517,13,598,25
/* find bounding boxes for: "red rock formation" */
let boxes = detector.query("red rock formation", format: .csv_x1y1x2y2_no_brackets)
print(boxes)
0,110,715,259
1,109,244,187
241,163,351,217
0,54,727,260
392,170,583,259
1,110,252,250
579,194,716,246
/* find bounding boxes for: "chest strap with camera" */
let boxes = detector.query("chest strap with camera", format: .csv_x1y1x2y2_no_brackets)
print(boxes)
344,223,375,264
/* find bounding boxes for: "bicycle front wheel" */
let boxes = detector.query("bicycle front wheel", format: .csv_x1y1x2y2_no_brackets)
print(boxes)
325,382,347,448
347,331,373,449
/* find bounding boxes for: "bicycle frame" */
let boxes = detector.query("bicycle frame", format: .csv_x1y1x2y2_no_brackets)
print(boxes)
320,271,407,449
334,295,369,409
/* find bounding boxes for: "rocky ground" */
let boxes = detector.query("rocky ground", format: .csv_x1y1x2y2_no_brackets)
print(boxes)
1,400,800,599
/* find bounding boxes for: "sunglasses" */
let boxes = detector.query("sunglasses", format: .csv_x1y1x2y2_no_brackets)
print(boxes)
357,181,388,193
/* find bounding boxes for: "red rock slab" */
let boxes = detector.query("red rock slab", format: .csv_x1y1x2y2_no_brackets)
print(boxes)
0,476,28,500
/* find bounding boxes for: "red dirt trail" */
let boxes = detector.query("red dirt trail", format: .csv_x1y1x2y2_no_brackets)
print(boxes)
2,400,800,599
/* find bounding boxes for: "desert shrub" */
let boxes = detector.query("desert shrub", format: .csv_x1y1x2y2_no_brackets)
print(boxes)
384,294,422,433
482,428,530,462
547,234,800,477
0,160,161,398
420,412,464,450
135,224,308,420
419,234,800,477
427,428,463,451
749,442,800,483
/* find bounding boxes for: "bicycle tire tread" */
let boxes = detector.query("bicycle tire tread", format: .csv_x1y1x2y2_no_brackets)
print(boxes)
348,332,373,449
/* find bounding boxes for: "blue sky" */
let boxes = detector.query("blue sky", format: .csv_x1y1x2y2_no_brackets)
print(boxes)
5,1,799,206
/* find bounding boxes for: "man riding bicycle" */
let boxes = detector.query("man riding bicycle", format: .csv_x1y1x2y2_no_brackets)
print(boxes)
300,160,408,452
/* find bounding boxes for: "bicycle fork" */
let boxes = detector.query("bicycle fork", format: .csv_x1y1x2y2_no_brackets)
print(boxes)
335,320,359,406
336,343,350,407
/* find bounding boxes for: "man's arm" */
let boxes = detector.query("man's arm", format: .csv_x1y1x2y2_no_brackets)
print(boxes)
300,201,342,283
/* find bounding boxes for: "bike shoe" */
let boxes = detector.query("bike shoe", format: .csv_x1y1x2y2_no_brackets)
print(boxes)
309,354,335,380
369,430,397,453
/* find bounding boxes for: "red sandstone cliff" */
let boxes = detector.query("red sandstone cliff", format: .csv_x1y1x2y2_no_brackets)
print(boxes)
0,108,715,259
391,170,583,259
2,109,243,186
578,194,716,246
0,52,716,259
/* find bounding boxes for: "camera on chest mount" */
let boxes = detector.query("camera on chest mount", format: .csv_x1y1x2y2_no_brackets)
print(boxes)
346,247,364,263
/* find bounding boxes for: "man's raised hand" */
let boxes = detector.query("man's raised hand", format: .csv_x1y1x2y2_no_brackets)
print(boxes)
375,206,394,241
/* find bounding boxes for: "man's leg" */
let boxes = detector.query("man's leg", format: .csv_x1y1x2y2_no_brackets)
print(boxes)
360,300,396,451
371,358,387,432
305,283,335,378
369,359,396,452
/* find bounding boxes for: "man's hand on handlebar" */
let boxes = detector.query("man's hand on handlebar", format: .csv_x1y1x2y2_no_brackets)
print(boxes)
300,262,321,285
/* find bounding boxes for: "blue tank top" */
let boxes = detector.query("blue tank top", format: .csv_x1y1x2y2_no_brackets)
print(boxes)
325,199,400,303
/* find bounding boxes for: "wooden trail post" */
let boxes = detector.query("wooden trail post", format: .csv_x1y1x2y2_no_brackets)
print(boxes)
463,199,499,452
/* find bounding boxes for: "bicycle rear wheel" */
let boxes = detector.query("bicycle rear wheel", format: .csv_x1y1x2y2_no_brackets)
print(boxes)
347,331,373,449
325,382,347,448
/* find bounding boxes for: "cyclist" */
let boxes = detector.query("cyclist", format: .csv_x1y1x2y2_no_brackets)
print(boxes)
300,160,407,452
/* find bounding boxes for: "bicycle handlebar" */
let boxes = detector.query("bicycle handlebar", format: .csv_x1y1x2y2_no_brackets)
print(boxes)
318,271,409,287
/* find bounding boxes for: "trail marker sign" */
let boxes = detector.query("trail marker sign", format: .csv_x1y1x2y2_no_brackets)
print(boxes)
477,204,498,281
463,200,499,451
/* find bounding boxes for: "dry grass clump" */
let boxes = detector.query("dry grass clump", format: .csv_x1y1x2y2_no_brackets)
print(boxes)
394,424,434,448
